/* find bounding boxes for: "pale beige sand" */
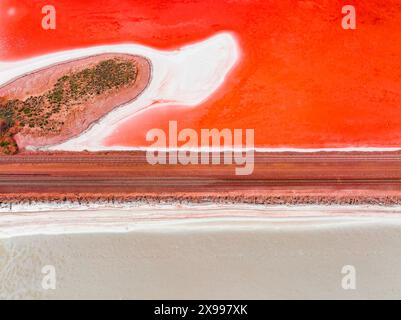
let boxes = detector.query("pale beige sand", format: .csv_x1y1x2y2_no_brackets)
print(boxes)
1,205,401,299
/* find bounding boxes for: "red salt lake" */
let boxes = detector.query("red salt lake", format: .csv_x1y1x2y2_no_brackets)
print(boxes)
1,0,401,149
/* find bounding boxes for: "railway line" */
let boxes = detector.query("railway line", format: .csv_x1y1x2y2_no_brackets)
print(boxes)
1,151,401,203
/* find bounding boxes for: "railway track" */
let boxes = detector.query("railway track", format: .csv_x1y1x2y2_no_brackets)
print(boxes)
1,152,401,203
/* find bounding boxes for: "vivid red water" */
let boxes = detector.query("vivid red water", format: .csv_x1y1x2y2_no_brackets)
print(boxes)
2,0,401,148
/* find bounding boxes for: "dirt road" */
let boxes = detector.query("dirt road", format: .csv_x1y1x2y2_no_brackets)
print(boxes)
1,151,401,204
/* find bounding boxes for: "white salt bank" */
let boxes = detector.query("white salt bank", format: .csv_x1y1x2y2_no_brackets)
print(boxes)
0,32,240,152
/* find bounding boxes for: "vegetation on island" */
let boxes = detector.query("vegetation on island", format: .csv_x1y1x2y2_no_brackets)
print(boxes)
0,58,137,155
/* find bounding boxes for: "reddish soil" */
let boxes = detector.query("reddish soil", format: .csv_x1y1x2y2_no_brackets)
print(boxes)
0,53,151,150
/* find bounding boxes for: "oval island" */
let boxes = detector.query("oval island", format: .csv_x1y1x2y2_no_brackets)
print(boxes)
0,53,151,154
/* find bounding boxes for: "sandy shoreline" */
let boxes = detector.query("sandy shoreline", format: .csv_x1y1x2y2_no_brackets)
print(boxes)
2,203,401,238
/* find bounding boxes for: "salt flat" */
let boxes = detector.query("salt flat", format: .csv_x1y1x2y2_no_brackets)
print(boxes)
1,204,401,299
